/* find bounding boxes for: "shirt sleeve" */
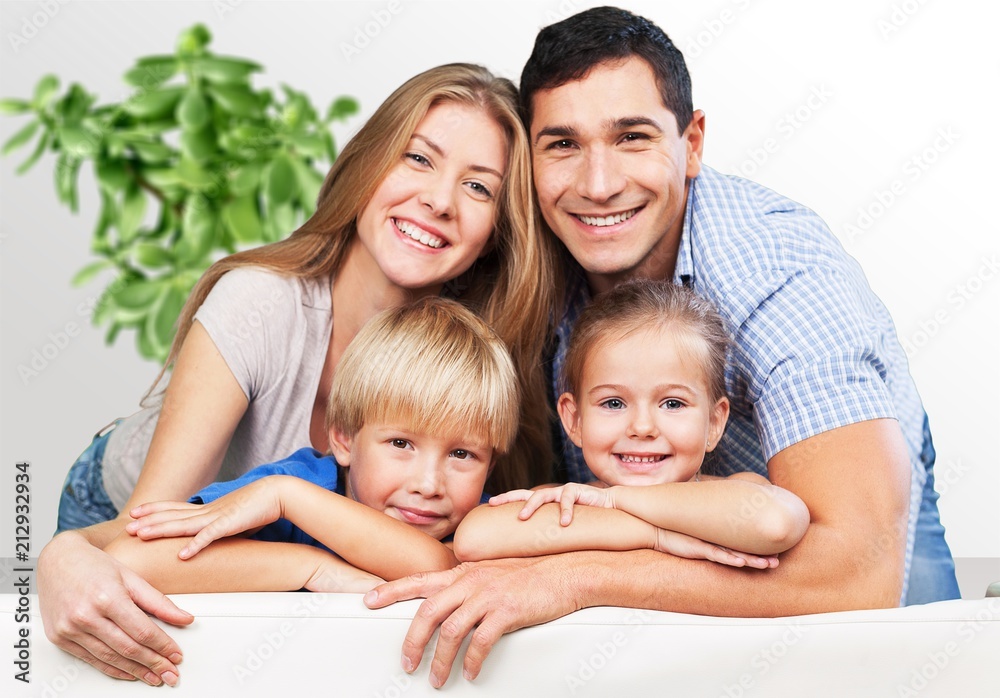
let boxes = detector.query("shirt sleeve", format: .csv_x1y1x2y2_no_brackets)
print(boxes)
192,267,298,402
732,267,899,461
190,448,339,548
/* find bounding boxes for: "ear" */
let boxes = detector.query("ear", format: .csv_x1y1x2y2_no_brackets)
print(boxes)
683,109,706,179
706,396,730,452
327,426,354,467
557,392,584,448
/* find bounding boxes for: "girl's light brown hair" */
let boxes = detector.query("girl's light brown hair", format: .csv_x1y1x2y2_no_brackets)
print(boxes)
327,297,519,456
562,279,730,402
149,63,557,492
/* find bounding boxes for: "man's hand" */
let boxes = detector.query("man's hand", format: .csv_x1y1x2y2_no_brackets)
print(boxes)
38,531,193,686
363,557,583,688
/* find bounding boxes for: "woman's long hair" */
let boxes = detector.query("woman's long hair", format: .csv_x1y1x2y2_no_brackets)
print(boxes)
155,63,557,491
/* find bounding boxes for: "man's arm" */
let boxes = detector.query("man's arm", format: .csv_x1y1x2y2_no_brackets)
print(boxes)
366,418,911,687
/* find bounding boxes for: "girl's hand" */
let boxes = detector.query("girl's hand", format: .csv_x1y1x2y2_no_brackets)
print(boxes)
125,477,285,559
304,554,385,593
653,528,780,569
489,483,616,525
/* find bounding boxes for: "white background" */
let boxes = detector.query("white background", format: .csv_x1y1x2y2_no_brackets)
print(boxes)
1,1,997,572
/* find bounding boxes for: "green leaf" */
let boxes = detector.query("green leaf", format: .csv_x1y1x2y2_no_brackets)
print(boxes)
175,157,216,188
286,133,327,159
269,202,296,242
95,159,128,193
55,155,82,212
16,130,50,174
57,125,100,158
137,321,163,360
141,167,181,189
192,56,260,84
104,321,123,345
207,84,260,118
265,154,297,207
0,98,31,115
180,126,216,161
71,260,112,287
176,195,217,263
176,89,210,130
122,86,185,120
124,59,177,88
177,24,212,56
291,157,324,215
130,140,174,163
93,191,116,246
221,195,262,243
147,284,187,351
1,120,39,155
230,162,262,196
119,182,146,242
113,278,164,311
32,75,60,108
133,242,173,268
56,85,94,123
326,96,360,122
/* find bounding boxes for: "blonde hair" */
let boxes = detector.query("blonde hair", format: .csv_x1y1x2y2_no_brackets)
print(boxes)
563,279,730,402
152,64,557,491
327,297,519,455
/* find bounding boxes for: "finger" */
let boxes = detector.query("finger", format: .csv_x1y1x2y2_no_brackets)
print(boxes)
363,568,458,609
427,605,488,688
128,509,208,540
462,615,508,681
60,639,140,682
519,491,552,520
129,500,199,519
180,521,232,559
560,496,575,526
488,490,531,506
67,617,177,685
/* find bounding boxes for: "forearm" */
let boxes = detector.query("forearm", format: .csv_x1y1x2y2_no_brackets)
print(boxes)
277,477,457,578
612,481,809,555
549,516,905,615
105,532,325,594
453,502,655,561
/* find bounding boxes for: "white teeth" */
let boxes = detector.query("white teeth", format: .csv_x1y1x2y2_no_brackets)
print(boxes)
579,209,637,227
619,454,662,463
395,219,444,248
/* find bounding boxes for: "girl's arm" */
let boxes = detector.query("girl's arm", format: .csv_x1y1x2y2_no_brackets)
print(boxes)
104,532,382,594
129,475,458,579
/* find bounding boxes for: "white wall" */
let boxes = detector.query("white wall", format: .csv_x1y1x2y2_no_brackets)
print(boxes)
1,0,997,560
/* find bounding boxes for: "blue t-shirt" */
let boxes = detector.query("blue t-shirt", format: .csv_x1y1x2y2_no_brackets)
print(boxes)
191,447,342,549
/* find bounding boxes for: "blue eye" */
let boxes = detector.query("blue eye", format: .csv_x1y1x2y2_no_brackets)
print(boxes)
405,152,430,166
466,181,494,199
600,398,625,410
662,399,684,410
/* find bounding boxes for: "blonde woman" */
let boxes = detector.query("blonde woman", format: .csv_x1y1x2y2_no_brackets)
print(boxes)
38,63,557,687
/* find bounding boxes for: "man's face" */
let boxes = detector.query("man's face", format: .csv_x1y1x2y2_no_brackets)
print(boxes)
529,57,704,293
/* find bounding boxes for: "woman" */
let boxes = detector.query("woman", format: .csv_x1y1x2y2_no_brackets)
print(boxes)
39,63,557,687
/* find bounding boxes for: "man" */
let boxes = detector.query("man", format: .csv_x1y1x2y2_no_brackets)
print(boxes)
363,6,960,689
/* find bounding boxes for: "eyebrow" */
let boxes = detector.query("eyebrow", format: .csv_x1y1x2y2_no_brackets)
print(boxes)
587,382,697,397
412,133,503,179
533,116,665,146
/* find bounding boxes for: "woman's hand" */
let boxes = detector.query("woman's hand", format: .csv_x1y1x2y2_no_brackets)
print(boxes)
489,482,616,525
125,476,285,559
38,530,193,686
653,527,779,569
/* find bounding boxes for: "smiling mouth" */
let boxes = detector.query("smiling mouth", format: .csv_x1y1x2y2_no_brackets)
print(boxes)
394,218,446,249
575,208,639,227
617,453,667,464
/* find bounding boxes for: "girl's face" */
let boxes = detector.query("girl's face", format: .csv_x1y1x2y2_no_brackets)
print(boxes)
558,326,729,486
353,102,507,295
332,421,493,541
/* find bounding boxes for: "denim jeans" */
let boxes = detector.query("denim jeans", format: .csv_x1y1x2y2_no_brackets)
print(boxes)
904,417,961,605
56,424,120,534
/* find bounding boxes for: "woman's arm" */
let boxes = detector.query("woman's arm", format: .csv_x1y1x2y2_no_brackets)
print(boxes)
38,321,250,685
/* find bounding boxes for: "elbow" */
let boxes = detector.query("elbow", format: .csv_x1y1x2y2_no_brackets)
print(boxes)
452,506,495,562
755,501,811,555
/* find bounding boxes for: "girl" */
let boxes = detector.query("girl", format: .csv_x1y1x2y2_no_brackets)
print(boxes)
454,279,809,567
39,63,557,687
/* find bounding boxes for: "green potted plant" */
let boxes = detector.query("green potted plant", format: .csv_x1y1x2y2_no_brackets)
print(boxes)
1,24,358,361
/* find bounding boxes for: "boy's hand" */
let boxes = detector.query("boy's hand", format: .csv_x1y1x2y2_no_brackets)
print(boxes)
126,477,285,559
653,528,779,569
489,483,616,525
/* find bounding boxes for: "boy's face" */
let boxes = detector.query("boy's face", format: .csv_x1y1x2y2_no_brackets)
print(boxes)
529,56,704,293
558,327,728,486
330,421,493,540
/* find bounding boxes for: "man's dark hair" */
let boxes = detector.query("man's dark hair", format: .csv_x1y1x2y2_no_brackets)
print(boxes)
519,6,692,135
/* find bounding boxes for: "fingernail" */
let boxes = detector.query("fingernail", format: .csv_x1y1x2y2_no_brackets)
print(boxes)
169,652,183,664
161,671,179,687
463,668,473,681
143,671,162,686
363,590,378,605
430,672,442,688
401,655,413,672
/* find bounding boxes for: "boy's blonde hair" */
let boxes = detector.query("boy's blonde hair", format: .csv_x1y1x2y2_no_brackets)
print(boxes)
563,279,731,402
327,297,520,455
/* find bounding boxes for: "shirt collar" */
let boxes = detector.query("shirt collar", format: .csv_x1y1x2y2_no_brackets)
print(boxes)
674,172,700,288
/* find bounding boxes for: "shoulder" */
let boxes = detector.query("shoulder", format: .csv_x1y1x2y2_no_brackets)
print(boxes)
207,267,330,311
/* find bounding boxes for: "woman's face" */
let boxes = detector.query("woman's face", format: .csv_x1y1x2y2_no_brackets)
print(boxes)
354,102,507,294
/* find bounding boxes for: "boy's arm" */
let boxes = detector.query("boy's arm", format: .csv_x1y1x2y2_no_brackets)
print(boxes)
104,531,380,594
609,474,810,555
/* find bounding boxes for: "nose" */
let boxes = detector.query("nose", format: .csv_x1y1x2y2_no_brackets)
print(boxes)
627,405,658,439
408,456,446,498
418,174,456,218
576,145,626,203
